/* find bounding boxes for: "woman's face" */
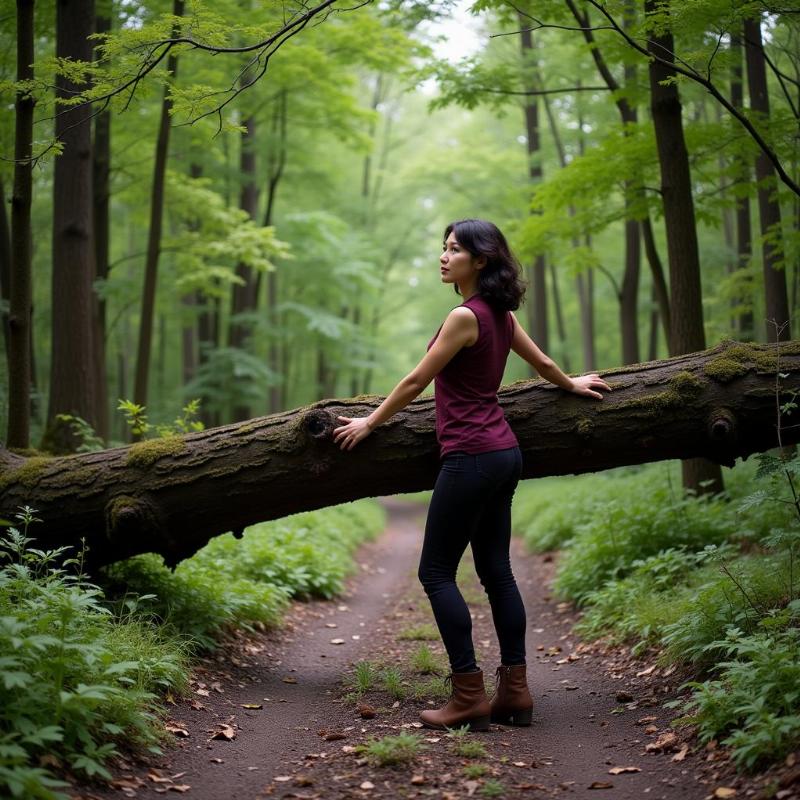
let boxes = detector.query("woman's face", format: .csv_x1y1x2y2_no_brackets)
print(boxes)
439,231,483,286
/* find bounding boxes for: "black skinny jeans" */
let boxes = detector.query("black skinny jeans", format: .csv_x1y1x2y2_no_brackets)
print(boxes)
417,445,527,673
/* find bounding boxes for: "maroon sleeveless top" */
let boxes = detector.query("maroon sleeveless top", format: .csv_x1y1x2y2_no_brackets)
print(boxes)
427,293,519,459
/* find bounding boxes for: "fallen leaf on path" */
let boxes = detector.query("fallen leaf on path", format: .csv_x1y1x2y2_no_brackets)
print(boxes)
209,757,223,764
636,665,657,677
411,774,425,785
324,732,347,742
608,766,641,775
644,724,658,734
282,676,297,684
242,703,263,709
111,777,145,790
615,691,634,702
147,771,173,784
165,723,189,738
195,688,210,697
714,789,737,798
672,744,689,762
645,731,679,753
294,775,314,786
513,761,527,767
168,785,191,793
360,781,374,790
464,780,479,796
189,699,207,711
636,715,658,725
330,638,345,645
357,703,376,719
210,724,236,741
588,781,614,789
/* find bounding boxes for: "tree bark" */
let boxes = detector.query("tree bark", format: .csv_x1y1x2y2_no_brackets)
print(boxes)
646,0,723,495
46,0,100,454
0,177,11,371
92,4,111,442
132,0,184,415
1,340,796,569
7,0,35,449
744,15,791,343
229,110,259,422
519,19,548,357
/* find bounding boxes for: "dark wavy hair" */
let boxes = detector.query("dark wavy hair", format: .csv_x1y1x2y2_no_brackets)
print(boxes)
444,219,526,311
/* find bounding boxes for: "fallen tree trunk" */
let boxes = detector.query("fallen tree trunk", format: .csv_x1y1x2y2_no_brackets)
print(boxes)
1,339,798,568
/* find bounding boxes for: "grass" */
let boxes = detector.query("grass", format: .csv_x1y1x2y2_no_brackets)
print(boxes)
410,643,445,675
397,623,439,641
446,724,488,758
356,732,424,766
463,763,489,778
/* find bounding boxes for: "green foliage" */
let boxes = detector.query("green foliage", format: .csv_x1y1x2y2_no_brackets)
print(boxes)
52,415,105,453
667,627,800,771
397,623,439,641
356,732,424,767
104,500,385,650
0,508,189,800
117,398,204,439
410,643,444,675
446,724,488,758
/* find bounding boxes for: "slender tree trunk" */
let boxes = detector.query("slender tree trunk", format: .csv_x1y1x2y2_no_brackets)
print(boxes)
182,163,202,388
744,16,791,343
519,19,548,357
646,0,723,495
229,111,259,422
8,0,35,449
263,90,287,414
641,215,671,346
729,31,755,340
132,0,183,417
648,284,660,361
0,178,11,371
45,0,99,453
91,5,111,442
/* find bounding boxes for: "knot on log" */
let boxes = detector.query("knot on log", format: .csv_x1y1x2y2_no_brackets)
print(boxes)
707,408,737,443
105,494,161,540
303,409,334,441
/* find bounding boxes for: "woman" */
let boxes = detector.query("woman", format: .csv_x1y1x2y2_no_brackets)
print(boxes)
333,218,610,732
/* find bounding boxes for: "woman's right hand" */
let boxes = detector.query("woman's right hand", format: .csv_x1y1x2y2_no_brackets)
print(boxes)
333,416,373,451
569,373,611,400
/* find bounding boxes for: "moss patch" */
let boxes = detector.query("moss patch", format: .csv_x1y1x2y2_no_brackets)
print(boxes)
0,456,54,491
127,436,187,468
669,370,705,395
702,341,798,383
576,417,594,437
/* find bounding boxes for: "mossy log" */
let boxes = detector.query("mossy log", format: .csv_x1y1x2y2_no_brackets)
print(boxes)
1,339,799,568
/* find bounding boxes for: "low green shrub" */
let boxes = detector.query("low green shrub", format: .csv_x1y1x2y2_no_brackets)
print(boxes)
105,500,385,649
0,509,189,800
667,625,800,771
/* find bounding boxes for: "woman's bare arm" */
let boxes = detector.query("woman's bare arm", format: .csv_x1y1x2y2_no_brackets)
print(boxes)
510,313,610,399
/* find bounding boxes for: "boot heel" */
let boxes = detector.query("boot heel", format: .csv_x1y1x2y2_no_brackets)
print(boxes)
510,707,533,726
467,715,490,732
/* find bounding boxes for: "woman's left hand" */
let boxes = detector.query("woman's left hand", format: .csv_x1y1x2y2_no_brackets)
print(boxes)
569,373,612,400
333,416,373,450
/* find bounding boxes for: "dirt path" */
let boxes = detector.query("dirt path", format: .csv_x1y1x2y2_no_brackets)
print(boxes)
73,499,771,800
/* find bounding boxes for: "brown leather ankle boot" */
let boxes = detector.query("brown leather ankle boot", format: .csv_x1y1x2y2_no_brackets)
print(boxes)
489,664,533,726
419,669,491,732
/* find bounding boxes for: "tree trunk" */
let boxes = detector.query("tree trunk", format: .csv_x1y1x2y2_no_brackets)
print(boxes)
92,6,111,442
45,0,99,454
229,111,259,422
519,19,548,356
744,15,791,343
641,215,671,346
1,339,796,569
730,30,754,340
132,0,184,415
263,90,287,415
0,177,11,371
7,1,35,449
646,0,723,495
